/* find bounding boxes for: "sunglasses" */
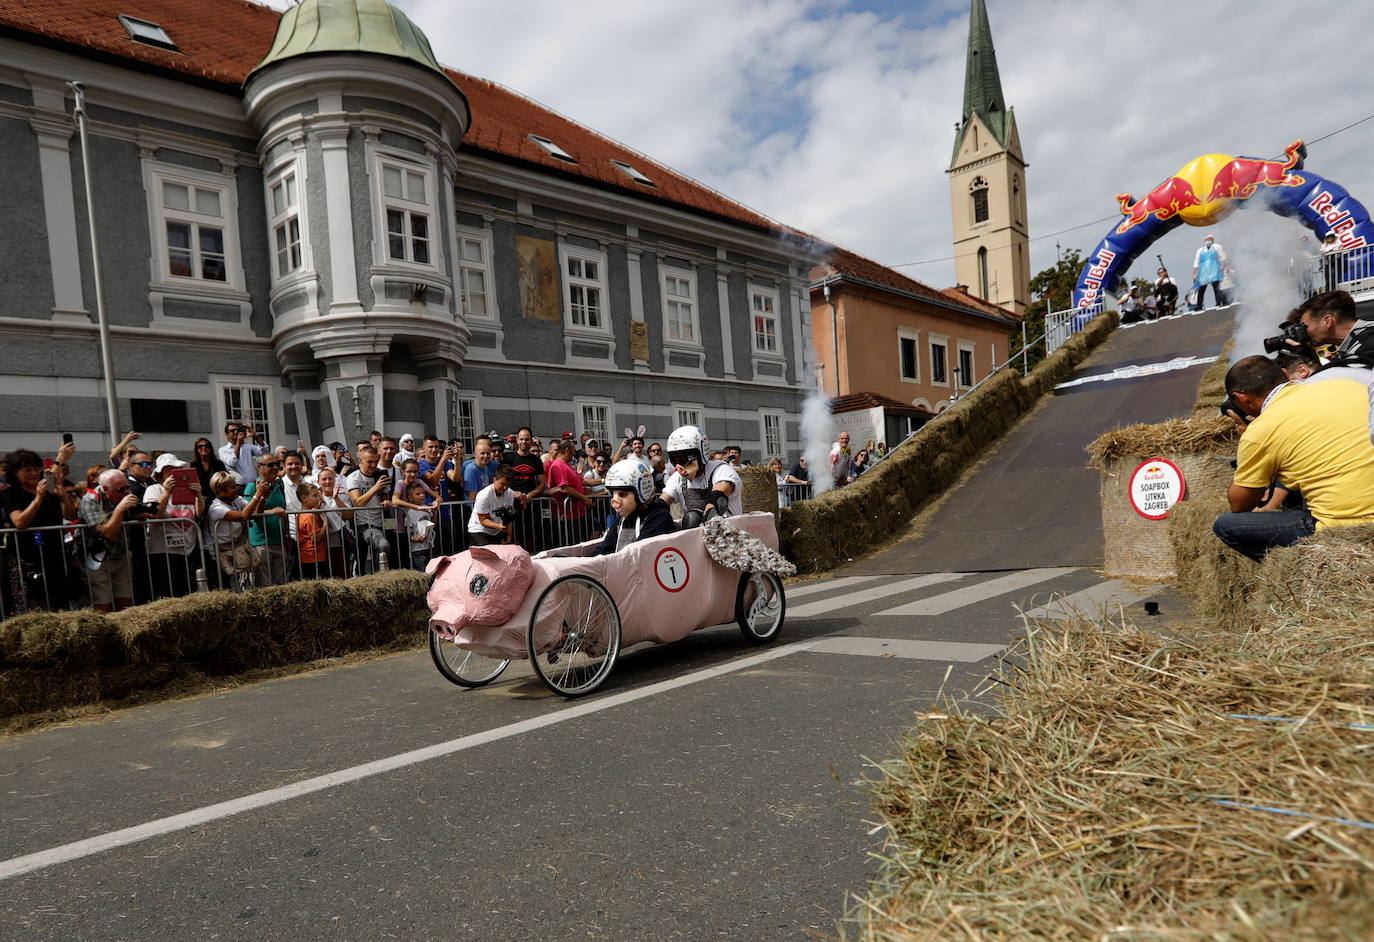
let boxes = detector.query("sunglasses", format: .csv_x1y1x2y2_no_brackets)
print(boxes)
133,461,154,468
648,448,662,454
195,443,211,449
260,462,283,469
109,486,129,493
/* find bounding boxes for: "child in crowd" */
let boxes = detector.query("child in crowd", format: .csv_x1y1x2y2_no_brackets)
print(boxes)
404,482,436,570
295,482,330,579
468,465,515,546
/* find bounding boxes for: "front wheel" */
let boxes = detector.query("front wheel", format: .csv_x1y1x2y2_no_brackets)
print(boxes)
736,572,785,644
429,632,510,688
527,575,621,698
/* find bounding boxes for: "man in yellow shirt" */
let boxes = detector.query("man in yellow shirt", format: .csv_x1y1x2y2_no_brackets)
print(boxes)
1213,356,1374,560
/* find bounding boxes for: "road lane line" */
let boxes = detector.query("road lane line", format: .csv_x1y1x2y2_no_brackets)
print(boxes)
806,636,1006,663
789,572,964,618
876,568,1079,616
784,575,883,600
0,640,818,882
1020,580,1163,621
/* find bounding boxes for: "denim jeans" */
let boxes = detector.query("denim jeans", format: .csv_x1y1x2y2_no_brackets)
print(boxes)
1212,509,1316,562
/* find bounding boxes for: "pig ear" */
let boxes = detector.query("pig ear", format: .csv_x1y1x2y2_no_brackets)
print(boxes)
425,555,451,577
468,545,497,560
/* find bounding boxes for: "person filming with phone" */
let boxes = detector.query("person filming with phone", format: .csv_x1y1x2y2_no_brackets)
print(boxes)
3,439,78,611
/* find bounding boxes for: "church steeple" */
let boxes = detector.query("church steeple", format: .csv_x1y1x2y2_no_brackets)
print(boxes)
954,0,1010,160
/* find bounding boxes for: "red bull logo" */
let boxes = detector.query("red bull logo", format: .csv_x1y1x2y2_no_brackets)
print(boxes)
1115,139,1307,234
1309,190,1369,249
1076,246,1116,307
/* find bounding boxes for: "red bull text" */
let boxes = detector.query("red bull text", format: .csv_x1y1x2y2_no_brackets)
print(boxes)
1309,190,1369,249
1077,246,1116,307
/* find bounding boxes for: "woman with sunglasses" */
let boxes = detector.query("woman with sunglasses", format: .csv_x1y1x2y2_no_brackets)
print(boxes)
189,437,227,494
3,443,78,611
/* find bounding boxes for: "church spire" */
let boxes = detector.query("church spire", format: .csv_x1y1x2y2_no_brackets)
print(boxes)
955,0,1009,157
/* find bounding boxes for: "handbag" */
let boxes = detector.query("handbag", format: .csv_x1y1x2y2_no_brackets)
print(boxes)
217,537,263,575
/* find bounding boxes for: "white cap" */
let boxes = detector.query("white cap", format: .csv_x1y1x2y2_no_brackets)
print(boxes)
154,453,188,473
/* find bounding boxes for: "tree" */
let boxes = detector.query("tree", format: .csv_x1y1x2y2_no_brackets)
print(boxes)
1009,249,1084,372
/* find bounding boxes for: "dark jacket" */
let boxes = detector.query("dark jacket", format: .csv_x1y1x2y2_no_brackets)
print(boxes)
592,498,676,556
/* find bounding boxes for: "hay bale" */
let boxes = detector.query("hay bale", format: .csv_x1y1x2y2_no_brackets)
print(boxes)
1087,415,1238,468
1192,339,1234,415
0,609,117,667
0,665,102,715
1167,496,1260,633
737,465,779,518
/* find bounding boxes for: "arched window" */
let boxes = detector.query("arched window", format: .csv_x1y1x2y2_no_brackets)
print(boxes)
970,177,989,224
1012,175,1022,224
978,247,990,298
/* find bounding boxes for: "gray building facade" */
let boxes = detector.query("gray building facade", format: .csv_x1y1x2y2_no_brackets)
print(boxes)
0,0,818,466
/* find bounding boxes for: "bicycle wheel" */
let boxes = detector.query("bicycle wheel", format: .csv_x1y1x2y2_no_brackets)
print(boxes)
526,575,621,698
735,572,785,644
429,631,510,688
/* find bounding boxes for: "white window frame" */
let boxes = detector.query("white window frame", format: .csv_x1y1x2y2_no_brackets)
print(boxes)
897,326,921,384
266,159,307,282
574,397,615,445
660,265,702,349
559,244,610,337
454,393,481,451
956,341,976,390
750,285,782,357
370,151,440,272
759,409,785,461
929,333,951,388
529,134,576,162
455,225,497,323
211,377,278,448
672,403,704,431
145,160,244,292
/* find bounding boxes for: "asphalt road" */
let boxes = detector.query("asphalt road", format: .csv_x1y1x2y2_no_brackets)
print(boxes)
0,567,1170,942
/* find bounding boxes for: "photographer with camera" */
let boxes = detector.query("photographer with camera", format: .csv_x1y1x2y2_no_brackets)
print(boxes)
468,464,516,546
1212,356,1374,561
1294,290,1374,384
79,469,140,612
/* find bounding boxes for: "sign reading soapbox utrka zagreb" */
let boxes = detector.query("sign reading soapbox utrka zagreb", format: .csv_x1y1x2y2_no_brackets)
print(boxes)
1128,458,1186,520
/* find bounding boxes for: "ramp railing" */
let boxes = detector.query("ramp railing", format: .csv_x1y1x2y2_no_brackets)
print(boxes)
1322,243,1374,300
1045,301,1104,354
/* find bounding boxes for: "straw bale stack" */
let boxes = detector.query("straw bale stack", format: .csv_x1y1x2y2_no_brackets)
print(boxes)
737,465,779,519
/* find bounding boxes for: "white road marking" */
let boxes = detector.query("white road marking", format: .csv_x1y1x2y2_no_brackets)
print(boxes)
1019,580,1163,621
1055,355,1217,390
0,640,818,882
877,568,1079,616
784,575,884,600
806,636,1006,663
788,572,965,618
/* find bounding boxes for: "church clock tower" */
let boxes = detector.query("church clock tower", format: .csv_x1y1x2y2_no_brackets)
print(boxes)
947,0,1028,315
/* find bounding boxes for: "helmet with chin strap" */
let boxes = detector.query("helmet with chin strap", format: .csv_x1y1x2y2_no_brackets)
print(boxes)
604,458,655,503
665,425,707,471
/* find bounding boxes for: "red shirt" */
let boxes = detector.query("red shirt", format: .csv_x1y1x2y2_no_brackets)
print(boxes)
545,459,587,519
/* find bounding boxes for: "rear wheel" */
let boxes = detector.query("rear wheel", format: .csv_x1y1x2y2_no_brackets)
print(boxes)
735,572,785,644
527,575,621,698
429,632,510,688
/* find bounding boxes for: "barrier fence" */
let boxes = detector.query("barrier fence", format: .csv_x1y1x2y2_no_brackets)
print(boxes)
0,493,615,622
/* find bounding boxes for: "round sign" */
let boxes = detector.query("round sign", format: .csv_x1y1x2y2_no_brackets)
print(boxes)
653,547,690,592
1128,457,1186,520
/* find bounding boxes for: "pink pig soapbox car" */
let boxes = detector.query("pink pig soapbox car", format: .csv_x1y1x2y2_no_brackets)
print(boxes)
426,512,791,697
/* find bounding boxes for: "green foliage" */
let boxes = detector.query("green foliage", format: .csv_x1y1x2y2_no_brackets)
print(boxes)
1009,249,1085,372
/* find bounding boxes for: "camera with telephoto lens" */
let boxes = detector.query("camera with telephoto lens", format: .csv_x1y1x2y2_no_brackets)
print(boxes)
1262,319,1310,354
490,504,516,524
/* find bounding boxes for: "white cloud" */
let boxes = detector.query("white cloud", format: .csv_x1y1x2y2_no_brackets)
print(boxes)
383,0,1371,293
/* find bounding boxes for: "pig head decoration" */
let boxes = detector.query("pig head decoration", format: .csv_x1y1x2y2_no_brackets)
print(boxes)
427,544,535,639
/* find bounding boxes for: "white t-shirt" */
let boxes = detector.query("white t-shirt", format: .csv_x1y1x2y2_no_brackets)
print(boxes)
208,496,247,545
406,507,435,551
663,459,743,516
345,468,390,527
469,483,516,535
142,483,200,556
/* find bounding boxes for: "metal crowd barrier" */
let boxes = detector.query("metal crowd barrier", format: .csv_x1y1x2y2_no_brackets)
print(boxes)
0,494,616,621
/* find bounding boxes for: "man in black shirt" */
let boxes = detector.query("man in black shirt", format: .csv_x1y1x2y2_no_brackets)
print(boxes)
505,427,547,551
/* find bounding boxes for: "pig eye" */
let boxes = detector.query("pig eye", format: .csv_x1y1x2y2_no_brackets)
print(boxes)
468,574,489,597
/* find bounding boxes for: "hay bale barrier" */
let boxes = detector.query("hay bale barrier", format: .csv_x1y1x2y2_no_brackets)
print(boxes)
782,311,1118,573
852,528,1374,939
0,571,430,722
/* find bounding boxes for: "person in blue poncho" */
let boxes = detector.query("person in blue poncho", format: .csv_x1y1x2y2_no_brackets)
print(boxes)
1191,234,1230,309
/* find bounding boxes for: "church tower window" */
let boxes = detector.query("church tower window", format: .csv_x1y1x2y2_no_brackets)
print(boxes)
971,177,989,224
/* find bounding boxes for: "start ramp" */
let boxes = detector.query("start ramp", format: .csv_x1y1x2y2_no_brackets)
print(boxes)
849,306,1237,575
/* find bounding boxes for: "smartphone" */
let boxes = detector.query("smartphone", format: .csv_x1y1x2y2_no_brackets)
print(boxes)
62,432,73,445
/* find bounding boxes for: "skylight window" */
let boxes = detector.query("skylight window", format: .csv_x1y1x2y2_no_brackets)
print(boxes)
610,159,654,186
118,14,178,51
528,135,576,163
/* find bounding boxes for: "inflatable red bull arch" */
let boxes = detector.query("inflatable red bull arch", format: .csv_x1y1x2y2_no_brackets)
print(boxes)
1072,139,1374,309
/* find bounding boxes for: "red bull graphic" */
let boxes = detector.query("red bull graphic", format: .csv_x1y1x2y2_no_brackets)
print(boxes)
1073,138,1374,309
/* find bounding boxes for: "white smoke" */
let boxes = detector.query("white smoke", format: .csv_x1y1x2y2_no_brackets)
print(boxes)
1212,206,1311,362
800,389,836,495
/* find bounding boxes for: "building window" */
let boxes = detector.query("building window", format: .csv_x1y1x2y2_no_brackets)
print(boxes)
455,396,478,451
456,227,494,320
220,384,273,446
379,158,433,266
957,345,975,389
575,399,612,443
674,405,703,430
751,287,780,354
268,165,302,279
971,176,989,224
155,172,232,284
1013,175,1022,224
978,247,990,298
761,410,784,459
898,329,920,382
529,134,576,162
118,14,177,50
662,268,700,345
930,340,949,385
561,246,608,332
610,159,653,186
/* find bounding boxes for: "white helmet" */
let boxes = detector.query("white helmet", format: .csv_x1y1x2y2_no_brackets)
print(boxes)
666,425,707,468
604,458,655,503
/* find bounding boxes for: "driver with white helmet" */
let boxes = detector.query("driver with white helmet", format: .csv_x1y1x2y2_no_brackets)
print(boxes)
591,458,677,555
661,425,742,527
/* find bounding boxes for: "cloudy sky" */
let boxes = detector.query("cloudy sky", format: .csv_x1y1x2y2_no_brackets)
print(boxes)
371,0,1370,293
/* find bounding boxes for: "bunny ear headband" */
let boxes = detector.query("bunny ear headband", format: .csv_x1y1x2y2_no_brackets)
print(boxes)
622,425,647,439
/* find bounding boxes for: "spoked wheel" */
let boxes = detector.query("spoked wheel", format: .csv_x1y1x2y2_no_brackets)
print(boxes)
527,575,621,698
429,632,510,688
735,572,785,644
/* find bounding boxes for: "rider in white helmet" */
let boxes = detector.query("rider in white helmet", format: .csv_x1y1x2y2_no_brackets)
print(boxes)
661,425,742,527
591,458,676,555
